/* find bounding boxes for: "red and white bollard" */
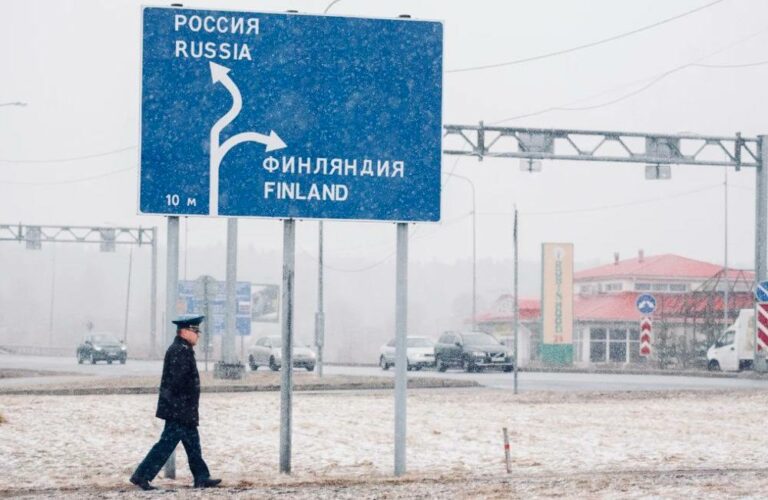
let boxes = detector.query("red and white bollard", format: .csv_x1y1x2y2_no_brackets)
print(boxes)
503,427,511,473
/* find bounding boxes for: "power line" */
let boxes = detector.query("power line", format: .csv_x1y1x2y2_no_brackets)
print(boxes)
0,165,135,185
0,145,137,164
490,26,768,124
447,0,727,73
692,58,768,68
323,0,343,14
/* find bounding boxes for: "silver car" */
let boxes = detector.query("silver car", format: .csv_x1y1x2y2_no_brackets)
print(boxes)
379,336,435,371
247,335,316,372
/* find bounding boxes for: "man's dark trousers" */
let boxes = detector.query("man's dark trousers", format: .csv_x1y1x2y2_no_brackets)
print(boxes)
133,420,210,482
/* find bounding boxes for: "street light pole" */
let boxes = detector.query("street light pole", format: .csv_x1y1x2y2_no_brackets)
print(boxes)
444,172,477,330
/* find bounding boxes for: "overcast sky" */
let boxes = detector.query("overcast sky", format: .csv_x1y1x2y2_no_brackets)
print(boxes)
1,0,765,271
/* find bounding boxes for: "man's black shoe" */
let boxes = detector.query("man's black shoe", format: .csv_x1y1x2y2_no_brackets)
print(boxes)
130,475,157,491
194,478,222,488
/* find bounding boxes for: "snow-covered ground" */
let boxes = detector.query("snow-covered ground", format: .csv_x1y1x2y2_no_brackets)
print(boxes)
2,388,767,497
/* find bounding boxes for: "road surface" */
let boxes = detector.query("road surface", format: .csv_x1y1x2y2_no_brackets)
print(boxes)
2,353,768,392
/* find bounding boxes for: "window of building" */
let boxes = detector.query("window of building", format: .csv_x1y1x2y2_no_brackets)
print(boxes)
609,329,627,363
669,284,687,292
652,283,668,291
573,328,584,362
605,283,623,292
635,283,651,291
590,328,607,363
629,329,642,363
580,285,593,294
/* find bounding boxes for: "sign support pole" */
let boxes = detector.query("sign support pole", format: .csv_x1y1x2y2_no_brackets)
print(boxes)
163,216,180,479
755,136,767,371
280,219,295,474
315,221,325,377
394,222,408,476
216,217,243,378
150,226,158,357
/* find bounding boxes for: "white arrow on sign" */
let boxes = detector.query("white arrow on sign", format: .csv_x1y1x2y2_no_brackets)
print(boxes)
209,62,287,216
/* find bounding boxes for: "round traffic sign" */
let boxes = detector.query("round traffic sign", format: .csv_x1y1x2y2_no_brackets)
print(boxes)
636,294,657,315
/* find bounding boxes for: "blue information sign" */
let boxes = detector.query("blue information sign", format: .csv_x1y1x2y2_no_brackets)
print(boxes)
140,7,443,222
636,293,657,315
756,280,768,302
178,280,252,336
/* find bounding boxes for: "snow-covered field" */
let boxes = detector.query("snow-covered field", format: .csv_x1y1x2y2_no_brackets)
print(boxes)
2,388,767,498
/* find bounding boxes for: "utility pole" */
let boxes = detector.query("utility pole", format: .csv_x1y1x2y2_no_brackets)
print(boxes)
723,167,729,327
123,247,133,343
48,247,56,346
513,207,519,395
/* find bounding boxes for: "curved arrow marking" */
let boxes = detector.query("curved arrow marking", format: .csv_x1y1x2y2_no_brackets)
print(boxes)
209,62,287,216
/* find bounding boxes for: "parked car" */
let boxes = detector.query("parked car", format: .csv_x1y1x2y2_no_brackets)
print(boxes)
379,336,435,371
434,331,513,372
247,335,316,371
76,333,127,364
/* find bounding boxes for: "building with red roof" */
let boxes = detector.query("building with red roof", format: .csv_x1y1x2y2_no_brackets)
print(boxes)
477,251,754,367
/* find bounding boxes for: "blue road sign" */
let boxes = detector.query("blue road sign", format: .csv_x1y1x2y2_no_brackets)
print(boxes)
178,280,252,336
756,280,768,302
140,7,443,222
636,293,657,315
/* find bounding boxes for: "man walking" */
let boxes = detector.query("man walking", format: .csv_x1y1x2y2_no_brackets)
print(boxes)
130,314,221,490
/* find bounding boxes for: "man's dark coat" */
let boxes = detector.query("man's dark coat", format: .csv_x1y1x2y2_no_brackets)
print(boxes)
156,336,200,427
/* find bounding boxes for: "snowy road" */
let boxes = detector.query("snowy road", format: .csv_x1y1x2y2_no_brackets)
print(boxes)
3,353,768,392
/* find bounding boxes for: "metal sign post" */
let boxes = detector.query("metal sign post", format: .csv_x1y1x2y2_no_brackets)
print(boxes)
394,222,408,476
163,216,180,479
215,218,245,379
315,221,325,378
279,219,295,474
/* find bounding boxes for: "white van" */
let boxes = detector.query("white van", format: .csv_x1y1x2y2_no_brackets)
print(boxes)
706,309,756,371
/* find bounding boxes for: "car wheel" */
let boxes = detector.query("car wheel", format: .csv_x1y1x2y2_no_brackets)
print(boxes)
107,360,113,365
90,353,96,364
77,353,83,364
708,360,721,372
436,356,447,372
503,365,513,373
306,365,315,372
380,356,390,371
463,357,473,373
120,357,126,365
406,363,413,371
269,356,280,371
248,355,258,371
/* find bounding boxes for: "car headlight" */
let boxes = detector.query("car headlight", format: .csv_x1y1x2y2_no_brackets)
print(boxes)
93,346,102,351
121,345,127,351
471,351,485,357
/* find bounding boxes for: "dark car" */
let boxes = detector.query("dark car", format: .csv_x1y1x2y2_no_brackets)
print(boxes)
434,331,514,372
76,333,127,364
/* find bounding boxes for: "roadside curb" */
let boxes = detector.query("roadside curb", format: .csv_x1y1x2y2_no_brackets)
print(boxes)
324,363,742,379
